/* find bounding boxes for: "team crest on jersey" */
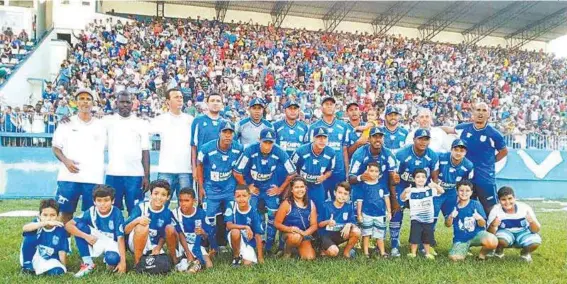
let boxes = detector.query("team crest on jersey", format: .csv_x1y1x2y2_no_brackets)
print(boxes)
225,207,233,217
289,130,295,134
52,235,60,246
313,160,319,165
425,191,430,197
456,177,462,182
379,189,384,197
480,135,487,142
390,136,396,140
212,121,218,126
415,160,421,166
157,219,164,227
203,122,208,126
119,225,124,233
449,168,455,173
108,220,114,230
222,155,228,161
246,217,252,225
343,212,349,221
338,134,343,140
212,164,217,169
466,133,472,138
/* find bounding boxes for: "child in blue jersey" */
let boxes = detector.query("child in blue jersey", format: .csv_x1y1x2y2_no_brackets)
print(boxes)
355,162,391,258
290,126,336,211
445,180,497,261
124,179,181,266
226,185,265,266
65,185,127,277
274,177,318,260
20,199,69,276
174,187,213,273
234,128,296,252
318,182,361,258
487,186,542,262
401,169,444,259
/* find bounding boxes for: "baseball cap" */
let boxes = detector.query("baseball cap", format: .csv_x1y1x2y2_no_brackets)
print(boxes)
248,98,265,107
74,88,98,101
321,96,336,105
385,105,400,115
369,127,385,136
260,128,276,142
313,127,329,137
451,139,467,149
346,101,359,110
414,128,431,139
219,121,235,132
284,100,300,109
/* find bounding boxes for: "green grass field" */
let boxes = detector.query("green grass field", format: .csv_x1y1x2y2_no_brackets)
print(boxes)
0,199,565,283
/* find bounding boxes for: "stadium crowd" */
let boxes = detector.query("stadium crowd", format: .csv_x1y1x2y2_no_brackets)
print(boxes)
13,14,547,277
0,26,34,86
1,16,567,150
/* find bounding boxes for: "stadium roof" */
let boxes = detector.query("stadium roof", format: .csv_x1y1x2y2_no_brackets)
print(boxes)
160,1,567,48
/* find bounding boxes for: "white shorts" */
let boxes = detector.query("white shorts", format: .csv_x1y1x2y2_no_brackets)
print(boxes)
128,230,163,255
361,213,386,239
27,251,67,275
227,231,257,263
89,227,119,258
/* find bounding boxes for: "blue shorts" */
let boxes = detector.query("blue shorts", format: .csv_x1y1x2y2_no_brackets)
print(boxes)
55,181,98,214
157,173,193,198
472,182,497,211
105,175,143,213
434,190,457,219
250,192,280,212
203,197,234,226
496,229,542,248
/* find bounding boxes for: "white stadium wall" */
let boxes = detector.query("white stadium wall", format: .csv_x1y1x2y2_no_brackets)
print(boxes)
100,1,549,52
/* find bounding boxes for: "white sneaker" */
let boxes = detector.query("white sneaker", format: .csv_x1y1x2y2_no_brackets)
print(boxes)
391,248,401,257
520,254,533,263
176,258,189,272
74,263,95,278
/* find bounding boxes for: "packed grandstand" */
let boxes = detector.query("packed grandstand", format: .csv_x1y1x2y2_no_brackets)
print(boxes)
1,14,566,150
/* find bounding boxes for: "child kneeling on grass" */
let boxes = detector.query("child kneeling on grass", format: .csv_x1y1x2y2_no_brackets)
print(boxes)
318,182,361,258
65,185,127,277
445,180,498,261
20,199,69,276
226,185,265,266
401,169,444,259
487,186,542,262
124,179,181,267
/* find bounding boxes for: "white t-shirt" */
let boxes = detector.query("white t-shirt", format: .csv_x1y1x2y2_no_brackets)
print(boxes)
104,114,150,176
52,116,106,184
405,126,453,153
151,112,194,174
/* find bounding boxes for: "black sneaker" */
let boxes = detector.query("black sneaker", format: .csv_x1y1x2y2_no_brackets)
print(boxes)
231,256,242,267
21,267,35,275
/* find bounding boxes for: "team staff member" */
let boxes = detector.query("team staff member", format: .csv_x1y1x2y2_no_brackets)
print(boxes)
150,88,194,202
236,98,273,148
405,108,452,153
442,102,508,213
104,91,150,215
305,96,353,201
52,88,106,224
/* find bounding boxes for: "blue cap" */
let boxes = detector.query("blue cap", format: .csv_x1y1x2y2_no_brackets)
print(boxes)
321,96,336,105
414,128,431,139
219,121,235,132
385,105,400,115
313,127,329,137
284,100,300,109
346,101,359,109
249,98,265,108
260,128,276,142
369,127,385,136
451,139,467,149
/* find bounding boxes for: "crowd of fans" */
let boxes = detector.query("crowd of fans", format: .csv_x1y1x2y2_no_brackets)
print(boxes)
1,15,566,149
0,26,34,85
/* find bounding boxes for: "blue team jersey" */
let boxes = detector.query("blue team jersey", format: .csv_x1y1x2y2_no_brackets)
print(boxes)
283,200,313,231
74,206,125,241
383,126,409,150
197,139,243,200
224,204,264,248
438,152,474,192
290,143,336,184
234,143,296,190
305,119,353,174
319,201,356,233
455,123,506,184
125,202,180,245
395,145,439,192
349,144,398,190
273,119,309,156
452,200,487,243
191,114,225,150
173,207,208,245
236,117,273,148
24,218,70,261
354,181,390,217
347,121,366,139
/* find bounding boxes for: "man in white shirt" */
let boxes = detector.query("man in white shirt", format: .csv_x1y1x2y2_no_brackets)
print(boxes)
104,91,150,215
151,88,194,203
52,88,106,224
405,108,452,153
